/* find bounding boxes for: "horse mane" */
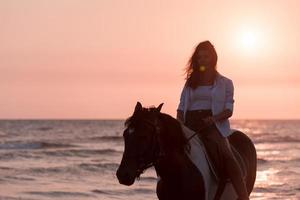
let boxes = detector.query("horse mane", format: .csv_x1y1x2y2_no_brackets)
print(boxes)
159,113,191,154
124,107,190,154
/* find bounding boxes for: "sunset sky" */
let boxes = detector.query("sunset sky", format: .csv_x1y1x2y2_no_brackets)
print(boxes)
1,0,300,119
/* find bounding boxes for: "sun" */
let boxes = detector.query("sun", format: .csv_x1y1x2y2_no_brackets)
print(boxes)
241,31,257,50
235,27,264,54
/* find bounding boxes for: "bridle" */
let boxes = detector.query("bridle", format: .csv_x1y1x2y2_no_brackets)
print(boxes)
135,118,164,178
124,117,164,178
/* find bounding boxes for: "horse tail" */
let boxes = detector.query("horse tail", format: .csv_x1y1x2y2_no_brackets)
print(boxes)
228,130,257,194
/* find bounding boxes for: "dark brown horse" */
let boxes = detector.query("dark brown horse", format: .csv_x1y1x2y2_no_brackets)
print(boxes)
116,102,257,200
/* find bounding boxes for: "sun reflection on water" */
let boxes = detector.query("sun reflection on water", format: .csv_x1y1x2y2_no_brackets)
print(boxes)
256,168,279,183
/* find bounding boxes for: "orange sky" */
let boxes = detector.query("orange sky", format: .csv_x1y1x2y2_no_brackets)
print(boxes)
1,0,300,119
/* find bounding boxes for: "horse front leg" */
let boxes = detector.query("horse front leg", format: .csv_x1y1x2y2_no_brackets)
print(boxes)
156,179,164,200
156,179,183,200
156,179,172,200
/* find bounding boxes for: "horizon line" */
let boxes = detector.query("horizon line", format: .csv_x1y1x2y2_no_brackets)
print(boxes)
0,118,300,121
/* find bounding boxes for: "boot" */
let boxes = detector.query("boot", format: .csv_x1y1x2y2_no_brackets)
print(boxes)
225,153,249,200
229,164,249,200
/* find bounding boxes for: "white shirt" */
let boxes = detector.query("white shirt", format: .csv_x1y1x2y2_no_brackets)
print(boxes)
177,72,235,137
189,85,213,110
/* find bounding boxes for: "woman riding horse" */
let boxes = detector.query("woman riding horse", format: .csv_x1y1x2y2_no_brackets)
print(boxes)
117,101,256,199
176,40,249,200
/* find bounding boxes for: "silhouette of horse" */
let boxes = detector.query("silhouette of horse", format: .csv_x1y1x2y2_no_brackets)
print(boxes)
116,102,257,200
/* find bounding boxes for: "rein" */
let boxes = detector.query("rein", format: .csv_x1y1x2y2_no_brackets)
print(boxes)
132,118,211,177
186,123,210,141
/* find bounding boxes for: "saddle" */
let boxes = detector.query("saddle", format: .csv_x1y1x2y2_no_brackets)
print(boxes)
180,124,247,187
180,123,253,200
199,136,247,183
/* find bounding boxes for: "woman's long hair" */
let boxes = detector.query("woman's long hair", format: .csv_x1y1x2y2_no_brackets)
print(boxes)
184,40,218,89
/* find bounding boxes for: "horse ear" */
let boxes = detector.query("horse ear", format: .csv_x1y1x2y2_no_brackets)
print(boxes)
156,103,164,112
134,101,143,113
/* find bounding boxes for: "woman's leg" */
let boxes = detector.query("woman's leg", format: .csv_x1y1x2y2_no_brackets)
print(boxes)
184,110,249,199
223,138,249,200
202,126,249,200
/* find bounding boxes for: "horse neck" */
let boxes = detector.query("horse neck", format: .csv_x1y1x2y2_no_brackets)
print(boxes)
154,150,191,180
155,114,191,178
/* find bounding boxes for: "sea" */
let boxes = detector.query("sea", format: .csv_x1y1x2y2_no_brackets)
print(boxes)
0,119,299,200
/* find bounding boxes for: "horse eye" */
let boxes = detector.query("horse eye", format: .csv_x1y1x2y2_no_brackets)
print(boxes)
123,127,134,137
128,127,135,135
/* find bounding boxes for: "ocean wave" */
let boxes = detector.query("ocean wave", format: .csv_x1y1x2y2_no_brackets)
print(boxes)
253,186,278,193
91,189,119,195
91,188,154,195
42,148,121,157
0,148,121,161
257,157,300,165
4,175,35,181
0,166,13,170
87,135,122,142
0,196,38,200
132,188,154,194
29,162,119,175
24,191,94,198
253,135,300,144
79,162,119,172
36,126,53,131
275,170,300,176
30,166,68,174
0,141,77,150
0,151,43,160
139,176,157,182
257,158,269,164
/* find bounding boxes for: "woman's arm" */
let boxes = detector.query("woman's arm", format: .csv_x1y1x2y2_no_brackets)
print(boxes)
212,109,232,122
213,79,234,122
224,79,234,111
176,84,187,123
203,109,232,125
176,110,184,123
203,79,234,124
214,79,234,121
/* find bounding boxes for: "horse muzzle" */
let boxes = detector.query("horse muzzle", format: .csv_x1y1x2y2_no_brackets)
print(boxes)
116,167,136,186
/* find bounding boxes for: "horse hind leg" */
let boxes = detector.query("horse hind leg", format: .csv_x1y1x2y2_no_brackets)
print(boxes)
228,130,257,195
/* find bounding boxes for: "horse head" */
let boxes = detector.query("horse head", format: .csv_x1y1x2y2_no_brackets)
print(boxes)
116,101,164,185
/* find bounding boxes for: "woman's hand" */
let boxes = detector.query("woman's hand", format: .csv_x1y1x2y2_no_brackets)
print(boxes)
202,116,216,126
176,110,184,124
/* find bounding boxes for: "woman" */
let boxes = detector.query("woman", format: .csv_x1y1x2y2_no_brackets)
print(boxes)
176,40,249,200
